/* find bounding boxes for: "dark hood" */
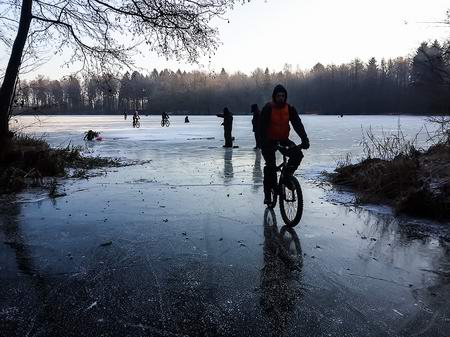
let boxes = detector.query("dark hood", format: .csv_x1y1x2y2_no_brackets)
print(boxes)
272,84,288,102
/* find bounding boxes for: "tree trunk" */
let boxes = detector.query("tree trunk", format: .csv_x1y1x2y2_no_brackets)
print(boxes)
0,0,33,140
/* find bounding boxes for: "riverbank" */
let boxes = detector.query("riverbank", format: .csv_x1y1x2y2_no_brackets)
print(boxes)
0,134,118,193
329,139,450,220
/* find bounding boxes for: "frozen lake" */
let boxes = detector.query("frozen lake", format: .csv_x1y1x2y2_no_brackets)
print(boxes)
1,115,449,337
11,114,438,176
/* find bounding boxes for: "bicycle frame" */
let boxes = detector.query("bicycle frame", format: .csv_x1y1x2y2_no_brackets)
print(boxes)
274,149,289,197
268,143,304,226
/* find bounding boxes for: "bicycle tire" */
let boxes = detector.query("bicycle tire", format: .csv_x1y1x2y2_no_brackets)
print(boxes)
165,120,170,127
136,121,140,128
280,176,303,227
160,120,164,127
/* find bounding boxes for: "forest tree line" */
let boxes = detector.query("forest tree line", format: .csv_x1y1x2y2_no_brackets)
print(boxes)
13,40,450,116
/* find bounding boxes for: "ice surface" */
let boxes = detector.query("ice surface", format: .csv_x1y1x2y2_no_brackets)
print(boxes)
1,115,449,337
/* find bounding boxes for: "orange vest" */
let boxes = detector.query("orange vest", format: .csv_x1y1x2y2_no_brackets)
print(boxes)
268,103,290,140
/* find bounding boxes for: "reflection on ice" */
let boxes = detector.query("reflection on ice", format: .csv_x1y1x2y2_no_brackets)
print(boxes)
223,148,234,184
1,115,449,336
252,150,263,191
261,208,303,335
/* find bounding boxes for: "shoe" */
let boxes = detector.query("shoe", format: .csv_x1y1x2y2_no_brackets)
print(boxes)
283,178,295,190
285,181,295,190
282,174,295,190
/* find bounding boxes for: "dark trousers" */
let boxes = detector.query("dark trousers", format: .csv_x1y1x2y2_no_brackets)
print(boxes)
253,129,261,148
261,139,303,197
224,125,233,147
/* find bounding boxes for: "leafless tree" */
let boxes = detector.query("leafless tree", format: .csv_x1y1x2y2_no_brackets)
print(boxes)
0,0,249,139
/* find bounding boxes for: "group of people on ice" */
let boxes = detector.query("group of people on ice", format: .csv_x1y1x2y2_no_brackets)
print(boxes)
111,84,311,206
123,110,189,128
218,84,310,205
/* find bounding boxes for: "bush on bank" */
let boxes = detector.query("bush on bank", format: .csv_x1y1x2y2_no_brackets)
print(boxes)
330,137,450,220
0,134,117,193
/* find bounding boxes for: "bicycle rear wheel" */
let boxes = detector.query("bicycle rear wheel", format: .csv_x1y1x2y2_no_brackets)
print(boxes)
280,176,303,227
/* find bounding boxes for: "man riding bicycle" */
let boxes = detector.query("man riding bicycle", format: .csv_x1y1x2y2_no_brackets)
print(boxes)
260,84,310,205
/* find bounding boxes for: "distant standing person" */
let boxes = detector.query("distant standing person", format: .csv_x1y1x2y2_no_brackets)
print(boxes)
124,110,127,120
251,104,261,149
132,110,140,127
185,116,190,123
217,107,233,148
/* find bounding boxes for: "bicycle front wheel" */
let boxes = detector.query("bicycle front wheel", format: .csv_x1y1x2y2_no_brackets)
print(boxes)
165,120,170,127
280,176,303,227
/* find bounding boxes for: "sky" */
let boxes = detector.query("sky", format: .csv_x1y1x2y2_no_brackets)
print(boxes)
3,0,450,79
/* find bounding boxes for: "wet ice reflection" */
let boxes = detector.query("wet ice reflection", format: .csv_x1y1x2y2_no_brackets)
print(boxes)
261,209,304,335
1,115,449,336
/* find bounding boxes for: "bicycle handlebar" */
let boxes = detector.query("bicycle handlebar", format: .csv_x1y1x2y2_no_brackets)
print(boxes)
276,142,309,151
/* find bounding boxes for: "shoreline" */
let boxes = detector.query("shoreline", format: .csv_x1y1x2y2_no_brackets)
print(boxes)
328,141,450,221
11,112,442,116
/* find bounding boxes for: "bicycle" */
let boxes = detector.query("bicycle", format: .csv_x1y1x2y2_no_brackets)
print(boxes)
161,119,170,127
266,143,304,227
133,119,140,128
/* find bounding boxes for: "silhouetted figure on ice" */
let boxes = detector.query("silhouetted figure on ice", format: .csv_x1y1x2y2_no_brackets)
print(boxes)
251,104,261,149
161,112,170,127
132,110,140,128
217,107,233,148
185,116,190,123
84,130,99,141
260,84,310,205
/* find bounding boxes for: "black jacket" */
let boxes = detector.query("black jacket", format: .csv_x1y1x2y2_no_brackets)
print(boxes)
260,103,309,146
252,110,261,132
217,112,233,128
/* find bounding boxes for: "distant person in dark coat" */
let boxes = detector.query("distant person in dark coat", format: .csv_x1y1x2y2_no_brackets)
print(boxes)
185,116,190,123
251,104,261,149
217,107,233,147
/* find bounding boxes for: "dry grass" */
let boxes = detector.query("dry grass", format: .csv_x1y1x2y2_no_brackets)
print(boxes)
330,124,450,220
360,122,421,161
0,134,119,193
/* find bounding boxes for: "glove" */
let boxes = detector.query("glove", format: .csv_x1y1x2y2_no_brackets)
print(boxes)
301,139,310,150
